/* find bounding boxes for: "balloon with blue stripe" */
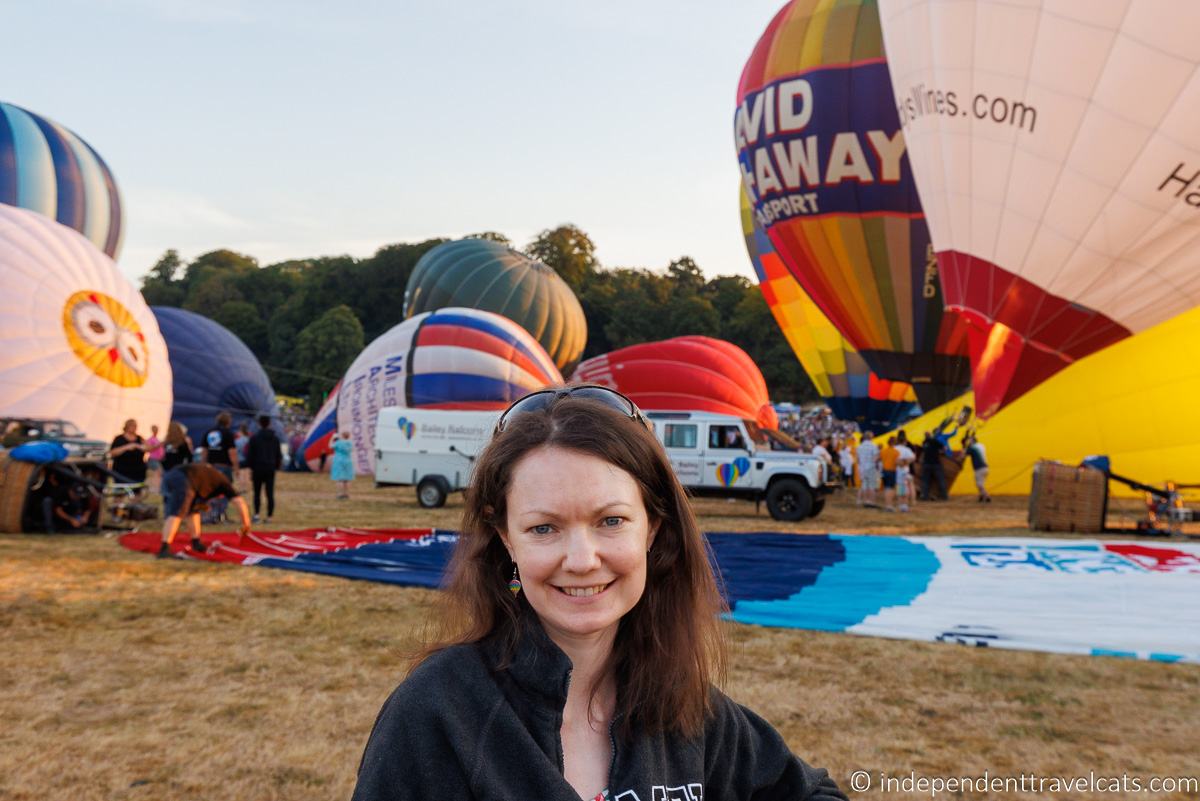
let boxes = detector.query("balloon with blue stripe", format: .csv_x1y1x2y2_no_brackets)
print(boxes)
0,102,123,259
336,307,563,475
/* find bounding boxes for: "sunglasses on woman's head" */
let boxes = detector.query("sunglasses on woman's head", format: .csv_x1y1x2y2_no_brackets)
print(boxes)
494,385,650,434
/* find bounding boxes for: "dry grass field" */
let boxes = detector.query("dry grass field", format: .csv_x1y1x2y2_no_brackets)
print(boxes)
1,473,1197,800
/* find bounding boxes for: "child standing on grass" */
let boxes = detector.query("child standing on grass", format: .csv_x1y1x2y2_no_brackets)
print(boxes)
330,431,354,499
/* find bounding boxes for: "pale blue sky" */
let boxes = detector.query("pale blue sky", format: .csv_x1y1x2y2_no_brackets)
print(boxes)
5,0,785,285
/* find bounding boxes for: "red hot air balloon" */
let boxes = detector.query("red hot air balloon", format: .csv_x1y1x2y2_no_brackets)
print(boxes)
735,0,972,411
571,337,779,430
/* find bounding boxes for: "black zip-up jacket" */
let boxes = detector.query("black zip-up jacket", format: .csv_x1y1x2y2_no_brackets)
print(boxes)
352,620,848,800
245,428,282,472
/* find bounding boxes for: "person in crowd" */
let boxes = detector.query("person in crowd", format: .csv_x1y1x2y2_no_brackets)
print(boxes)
161,421,193,473
837,436,856,488
856,431,880,507
2,421,25,449
108,419,148,485
156,462,252,558
963,432,991,503
810,436,833,471
234,422,252,489
144,424,165,491
246,415,283,522
40,471,98,533
894,434,916,513
880,435,900,512
919,433,948,501
203,412,238,480
330,431,354,499
351,385,847,801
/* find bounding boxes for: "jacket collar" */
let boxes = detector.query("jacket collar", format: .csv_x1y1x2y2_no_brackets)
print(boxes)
483,614,574,706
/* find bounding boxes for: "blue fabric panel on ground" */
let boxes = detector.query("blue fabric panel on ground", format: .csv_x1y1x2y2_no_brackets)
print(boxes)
706,532,845,603
726,534,939,630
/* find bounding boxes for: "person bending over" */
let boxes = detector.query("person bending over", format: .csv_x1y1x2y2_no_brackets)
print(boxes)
157,463,251,558
352,385,847,801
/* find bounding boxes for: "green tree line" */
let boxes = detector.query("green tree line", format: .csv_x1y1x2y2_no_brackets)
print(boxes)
140,225,818,409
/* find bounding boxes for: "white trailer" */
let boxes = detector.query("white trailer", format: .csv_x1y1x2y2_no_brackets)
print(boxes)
374,408,500,507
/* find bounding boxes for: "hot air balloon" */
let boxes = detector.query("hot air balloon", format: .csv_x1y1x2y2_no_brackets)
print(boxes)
338,307,563,474
877,0,1200,418
0,204,170,438
0,102,123,259
151,307,280,438
299,381,340,472
404,239,587,374
893,304,1200,500
735,0,971,411
741,187,918,433
571,337,779,430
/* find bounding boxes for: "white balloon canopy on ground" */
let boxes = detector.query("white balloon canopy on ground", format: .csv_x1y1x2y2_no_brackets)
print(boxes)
0,204,172,440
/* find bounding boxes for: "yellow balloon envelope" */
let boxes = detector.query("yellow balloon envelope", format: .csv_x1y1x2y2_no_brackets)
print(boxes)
895,306,1200,498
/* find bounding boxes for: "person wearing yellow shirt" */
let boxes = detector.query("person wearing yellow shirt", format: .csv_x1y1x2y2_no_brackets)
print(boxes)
880,436,900,512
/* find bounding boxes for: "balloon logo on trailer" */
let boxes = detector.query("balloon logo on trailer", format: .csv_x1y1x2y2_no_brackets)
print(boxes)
717,457,752,487
397,417,415,440
61,290,149,387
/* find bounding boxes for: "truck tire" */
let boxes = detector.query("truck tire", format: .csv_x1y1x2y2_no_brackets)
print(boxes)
416,477,448,509
766,478,813,521
809,498,825,518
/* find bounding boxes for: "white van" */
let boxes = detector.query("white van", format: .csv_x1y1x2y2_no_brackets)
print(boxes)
374,408,500,508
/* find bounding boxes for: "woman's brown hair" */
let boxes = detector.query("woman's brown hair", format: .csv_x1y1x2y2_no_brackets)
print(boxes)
165,421,188,448
413,395,727,739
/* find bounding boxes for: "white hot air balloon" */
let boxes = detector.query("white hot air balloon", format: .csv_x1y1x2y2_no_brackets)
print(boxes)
878,0,1200,417
0,204,172,441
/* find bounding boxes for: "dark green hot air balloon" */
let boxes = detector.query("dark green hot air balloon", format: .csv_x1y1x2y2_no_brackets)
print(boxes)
404,239,587,374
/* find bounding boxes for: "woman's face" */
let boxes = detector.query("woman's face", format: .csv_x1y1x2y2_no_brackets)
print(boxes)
500,446,657,648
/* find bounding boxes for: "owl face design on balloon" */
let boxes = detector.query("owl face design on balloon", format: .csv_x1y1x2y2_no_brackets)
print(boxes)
61,290,150,387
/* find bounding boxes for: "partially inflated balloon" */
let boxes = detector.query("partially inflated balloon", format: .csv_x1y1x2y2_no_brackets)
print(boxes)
894,305,1200,499
878,1,1200,418
572,337,779,430
404,239,587,374
0,102,123,259
0,205,170,438
299,381,340,472
741,187,917,433
735,0,971,410
338,307,563,474
152,307,279,437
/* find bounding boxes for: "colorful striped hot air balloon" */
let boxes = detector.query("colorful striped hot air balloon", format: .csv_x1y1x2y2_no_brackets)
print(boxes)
151,307,280,438
734,0,971,411
741,188,917,433
877,0,1200,418
572,337,779,431
299,381,340,472
404,239,587,374
0,102,123,259
337,307,563,474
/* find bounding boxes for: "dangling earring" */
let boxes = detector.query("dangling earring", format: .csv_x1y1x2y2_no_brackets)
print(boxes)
508,564,522,595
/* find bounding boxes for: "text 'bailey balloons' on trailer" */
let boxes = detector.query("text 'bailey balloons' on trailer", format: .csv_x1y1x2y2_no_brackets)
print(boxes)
0,102,123,259
735,0,972,411
572,336,779,431
404,238,587,375
151,307,280,438
741,186,918,433
0,205,170,439
337,307,563,475
877,0,1200,418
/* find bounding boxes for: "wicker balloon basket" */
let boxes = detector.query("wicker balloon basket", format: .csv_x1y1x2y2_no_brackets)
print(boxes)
0,454,39,533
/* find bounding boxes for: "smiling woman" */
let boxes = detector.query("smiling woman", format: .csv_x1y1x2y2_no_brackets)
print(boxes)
351,387,848,801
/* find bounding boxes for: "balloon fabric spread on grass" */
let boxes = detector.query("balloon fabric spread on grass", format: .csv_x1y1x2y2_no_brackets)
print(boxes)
877,1,1200,418
572,336,779,430
735,0,971,411
337,307,563,475
152,307,279,437
119,529,1200,663
404,239,587,375
741,186,918,433
0,204,172,440
0,101,124,259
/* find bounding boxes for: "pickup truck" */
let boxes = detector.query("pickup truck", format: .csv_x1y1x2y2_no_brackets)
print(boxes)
645,411,834,520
